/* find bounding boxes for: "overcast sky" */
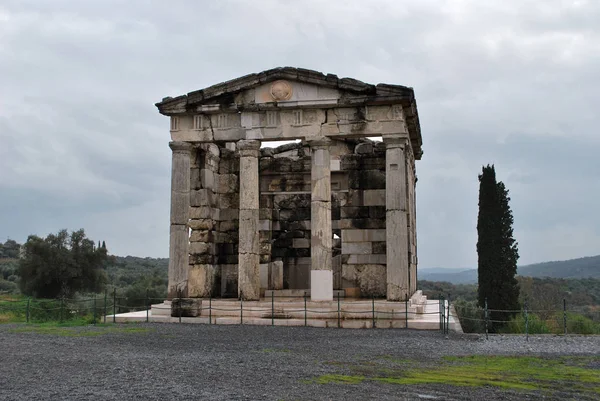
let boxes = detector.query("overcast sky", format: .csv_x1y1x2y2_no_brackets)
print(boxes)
1,0,598,268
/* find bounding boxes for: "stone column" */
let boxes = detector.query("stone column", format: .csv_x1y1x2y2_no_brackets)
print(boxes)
237,140,261,301
309,137,333,301
383,135,409,301
168,141,193,299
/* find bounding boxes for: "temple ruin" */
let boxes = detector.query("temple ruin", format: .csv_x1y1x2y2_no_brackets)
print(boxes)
156,67,423,303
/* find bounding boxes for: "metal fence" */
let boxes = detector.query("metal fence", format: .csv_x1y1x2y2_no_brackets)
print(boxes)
1,291,450,332
453,297,600,338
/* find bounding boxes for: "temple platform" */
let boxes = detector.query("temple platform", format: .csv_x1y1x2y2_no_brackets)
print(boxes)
106,291,463,332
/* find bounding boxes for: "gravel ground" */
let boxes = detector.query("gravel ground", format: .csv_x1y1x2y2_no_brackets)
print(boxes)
0,323,599,401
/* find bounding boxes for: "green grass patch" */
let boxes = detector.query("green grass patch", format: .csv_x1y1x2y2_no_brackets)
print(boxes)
8,323,152,337
311,355,600,396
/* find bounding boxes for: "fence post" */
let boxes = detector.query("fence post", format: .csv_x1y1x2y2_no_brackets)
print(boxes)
113,288,116,323
240,293,243,325
271,291,274,327
146,289,149,323
337,291,341,328
563,299,567,335
304,292,307,327
484,298,488,340
209,296,212,325
178,289,182,324
446,295,450,335
405,294,408,329
93,295,97,325
439,297,442,332
372,295,375,329
60,297,64,323
524,301,529,342
104,289,107,324
26,298,30,323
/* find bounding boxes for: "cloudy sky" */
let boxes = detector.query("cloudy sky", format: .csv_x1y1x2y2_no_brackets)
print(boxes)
1,0,598,268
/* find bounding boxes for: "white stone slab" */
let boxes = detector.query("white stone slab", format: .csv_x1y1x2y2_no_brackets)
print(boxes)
311,270,333,301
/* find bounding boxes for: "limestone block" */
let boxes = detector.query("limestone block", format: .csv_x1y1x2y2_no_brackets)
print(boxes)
259,242,271,255
189,229,214,243
187,264,216,298
259,263,269,290
219,158,239,174
219,193,240,209
238,253,260,300
259,208,272,220
342,229,386,243
341,242,372,255
259,194,273,208
170,298,202,317
170,192,189,225
340,207,369,219
341,264,386,297
213,128,245,142
189,254,216,265
311,270,333,301
386,145,407,211
387,209,409,301
188,219,215,231
200,169,215,190
279,208,311,221
216,173,239,194
372,241,386,254
190,189,217,207
190,168,201,190
189,207,220,220
219,220,239,232
273,193,311,209
346,254,386,264
349,170,386,190
258,219,271,231
292,238,310,248
369,206,386,219
238,209,259,253
269,260,284,290
218,208,239,222
189,241,214,255
310,201,332,271
168,224,189,299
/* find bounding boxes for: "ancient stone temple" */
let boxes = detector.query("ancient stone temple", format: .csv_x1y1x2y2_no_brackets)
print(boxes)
156,67,423,303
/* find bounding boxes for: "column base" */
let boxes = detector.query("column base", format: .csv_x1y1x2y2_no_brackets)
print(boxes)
311,270,333,301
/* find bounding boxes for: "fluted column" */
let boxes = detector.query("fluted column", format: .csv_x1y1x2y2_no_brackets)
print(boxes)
309,137,333,301
168,141,192,299
237,139,261,301
383,135,409,301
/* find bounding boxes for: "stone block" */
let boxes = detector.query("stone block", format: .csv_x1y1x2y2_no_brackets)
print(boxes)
342,229,386,242
341,242,372,255
292,238,310,248
238,252,260,300
258,219,271,231
348,170,386,190
190,168,201,190
372,241,386,254
189,229,214,243
219,220,239,232
274,193,311,209
355,142,373,154
269,260,284,290
189,242,214,255
335,218,385,230
259,194,273,208
311,270,333,301
190,189,217,207
189,254,216,265
340,206,369,219
219,193,239,209
170,192,189,225
189,207,220,220
220,264,238,298
187,264,216,298
259,208,272,220
279,208,311,221
259,263,269,290
188,219,216,231
216,173,239,194
218,208,239,221
171,298,202,317
342,264,386,297
346,254,386,264
200,169,215,189
259,242,271,255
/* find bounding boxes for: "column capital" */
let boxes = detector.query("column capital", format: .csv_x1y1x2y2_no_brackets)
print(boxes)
238,139,261,157
169,141,193,154
382,134,409,149
307,137,332,150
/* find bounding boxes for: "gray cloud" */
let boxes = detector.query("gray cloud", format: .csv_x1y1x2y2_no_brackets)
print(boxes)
1,0,598,267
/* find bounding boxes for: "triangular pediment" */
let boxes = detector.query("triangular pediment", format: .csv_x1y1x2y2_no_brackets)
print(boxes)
156,67,414,113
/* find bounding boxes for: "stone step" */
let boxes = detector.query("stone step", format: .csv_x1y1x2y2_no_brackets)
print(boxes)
264,289,346,298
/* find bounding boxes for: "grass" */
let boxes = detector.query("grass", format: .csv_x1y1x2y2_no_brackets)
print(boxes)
311,355,600,396
8,321,152,337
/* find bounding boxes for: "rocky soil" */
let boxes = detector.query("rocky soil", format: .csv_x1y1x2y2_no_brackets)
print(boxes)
0,323,599,400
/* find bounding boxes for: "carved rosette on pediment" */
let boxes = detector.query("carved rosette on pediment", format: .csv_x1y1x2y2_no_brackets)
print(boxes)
270,80,293,101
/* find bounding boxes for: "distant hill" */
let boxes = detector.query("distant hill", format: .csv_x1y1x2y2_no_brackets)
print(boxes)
420,255,600,284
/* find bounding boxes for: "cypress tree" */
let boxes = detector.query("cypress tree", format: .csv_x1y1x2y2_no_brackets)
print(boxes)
477,165,520,325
